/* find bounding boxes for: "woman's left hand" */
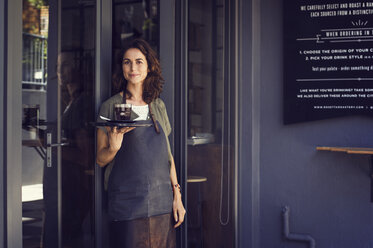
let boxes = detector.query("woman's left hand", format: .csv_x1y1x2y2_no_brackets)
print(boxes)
173,192,186,228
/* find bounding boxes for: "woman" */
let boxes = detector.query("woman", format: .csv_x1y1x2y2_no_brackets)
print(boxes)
96,39,185,248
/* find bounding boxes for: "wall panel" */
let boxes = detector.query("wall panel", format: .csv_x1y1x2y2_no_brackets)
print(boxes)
259,0,373,247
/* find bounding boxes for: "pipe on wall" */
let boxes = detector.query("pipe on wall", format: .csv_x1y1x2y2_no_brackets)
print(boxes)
282,206,316,248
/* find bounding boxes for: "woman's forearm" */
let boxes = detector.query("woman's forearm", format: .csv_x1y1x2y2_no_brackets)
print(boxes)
169,156,181,199
170,154,186,227
96,146,118,167
96,128,121,167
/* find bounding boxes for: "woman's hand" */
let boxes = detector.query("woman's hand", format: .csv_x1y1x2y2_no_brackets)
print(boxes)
107,126,135,152
173,191,186,228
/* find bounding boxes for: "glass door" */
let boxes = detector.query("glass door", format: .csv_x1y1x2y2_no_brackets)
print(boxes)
187,0,236,247
112,0,159,94
21,0,96,247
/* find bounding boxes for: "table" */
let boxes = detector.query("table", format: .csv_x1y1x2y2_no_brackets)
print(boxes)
317,146,373,202
187,176,208,183
22,139,45,160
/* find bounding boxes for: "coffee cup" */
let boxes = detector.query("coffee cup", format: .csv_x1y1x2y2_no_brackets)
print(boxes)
114,103,132,121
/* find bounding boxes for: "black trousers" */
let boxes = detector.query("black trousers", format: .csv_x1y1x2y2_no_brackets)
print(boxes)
110,213,176,248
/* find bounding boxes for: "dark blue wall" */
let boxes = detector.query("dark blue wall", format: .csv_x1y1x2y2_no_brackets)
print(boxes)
258,0,373,247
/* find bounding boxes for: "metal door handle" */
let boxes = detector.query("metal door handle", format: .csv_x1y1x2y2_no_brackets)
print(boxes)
46,132,69,167
47,142,69,147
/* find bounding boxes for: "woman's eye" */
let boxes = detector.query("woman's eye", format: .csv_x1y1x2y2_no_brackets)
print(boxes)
136,61,143,64
123,61,130,65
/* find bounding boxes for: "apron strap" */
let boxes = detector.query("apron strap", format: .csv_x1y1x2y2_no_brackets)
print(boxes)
122,90,126,103
149,103,160,134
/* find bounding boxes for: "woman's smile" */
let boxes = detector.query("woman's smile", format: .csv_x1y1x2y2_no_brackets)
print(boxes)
129,73,140,77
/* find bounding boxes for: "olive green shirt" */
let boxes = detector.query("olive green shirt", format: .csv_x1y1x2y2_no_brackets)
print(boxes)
97,93,172,190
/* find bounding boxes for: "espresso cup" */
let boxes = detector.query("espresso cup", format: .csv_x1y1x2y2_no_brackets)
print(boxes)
23,104,40,126
114,103,132,120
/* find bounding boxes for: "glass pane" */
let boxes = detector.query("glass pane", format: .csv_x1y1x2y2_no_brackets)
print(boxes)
21,0,96,247
59,0,96,247
22,1,50,247
187,0,235,247
112,0,159,95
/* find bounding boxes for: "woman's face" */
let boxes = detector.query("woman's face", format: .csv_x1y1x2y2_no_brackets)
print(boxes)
122,48,149,86
57,53,74,86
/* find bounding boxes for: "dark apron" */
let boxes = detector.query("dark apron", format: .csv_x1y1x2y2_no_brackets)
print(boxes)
107,117,173,221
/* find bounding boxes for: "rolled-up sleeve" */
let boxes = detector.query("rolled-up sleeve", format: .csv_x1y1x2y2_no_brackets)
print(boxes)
159,100,172,137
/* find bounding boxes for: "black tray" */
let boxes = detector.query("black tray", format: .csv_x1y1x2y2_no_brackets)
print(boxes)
93,121,152,127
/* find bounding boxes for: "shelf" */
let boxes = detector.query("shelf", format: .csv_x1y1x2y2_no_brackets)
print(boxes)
316,146,373,154
317,146,373,202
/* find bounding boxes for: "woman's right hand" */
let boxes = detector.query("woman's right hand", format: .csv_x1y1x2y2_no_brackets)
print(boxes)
107,126,136,152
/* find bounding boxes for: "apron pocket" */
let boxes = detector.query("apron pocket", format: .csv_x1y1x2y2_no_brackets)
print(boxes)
148,182,173,216
109,184,149,220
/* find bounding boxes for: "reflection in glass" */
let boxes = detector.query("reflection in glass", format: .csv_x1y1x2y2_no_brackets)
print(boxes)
187,0,236,247
21,0,96,247
59,1,96,247
22,1,49,247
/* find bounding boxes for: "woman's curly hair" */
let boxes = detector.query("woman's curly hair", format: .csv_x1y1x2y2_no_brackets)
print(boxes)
113,39,164,104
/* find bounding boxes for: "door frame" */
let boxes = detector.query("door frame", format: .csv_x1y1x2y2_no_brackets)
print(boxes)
2,0,98,247
3,0,23,247
2,0,251,247
174,0,240,247
95,0,179,247
0,0,6,247
95,0,112,248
